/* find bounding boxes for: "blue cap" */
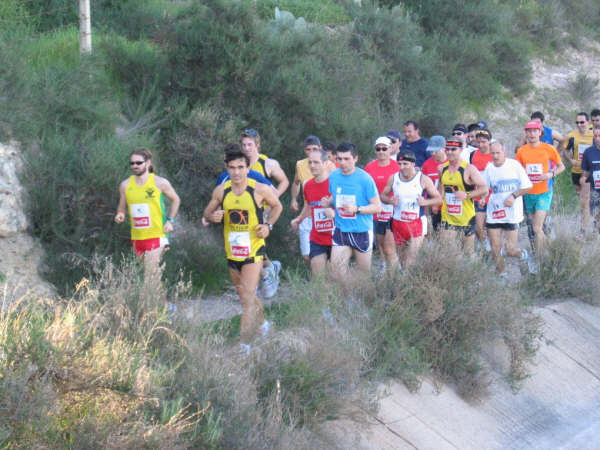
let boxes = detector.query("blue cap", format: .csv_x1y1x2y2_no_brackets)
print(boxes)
477,120,488,130
386,129,401,140
427,135,446,152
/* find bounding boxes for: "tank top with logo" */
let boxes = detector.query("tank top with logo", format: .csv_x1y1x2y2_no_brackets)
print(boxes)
392,172,424,222
126,173,167,241
440,161,475,226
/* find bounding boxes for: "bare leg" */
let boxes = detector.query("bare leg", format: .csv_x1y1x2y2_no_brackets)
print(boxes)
462,234,475,255
353,248,373,273
580,182,591,231
142,246,166,282
229,261,264,344
310,253,329,276
404,236,424,267
330,246,352,282
531,210,547,255
487,228,503,272
475,212,487,243
382,228,398,268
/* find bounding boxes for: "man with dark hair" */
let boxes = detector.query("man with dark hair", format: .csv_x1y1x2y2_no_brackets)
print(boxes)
115,148,181,281
591,109,600,128
321,142,382,281
323,141,338,166
515,111,564,150
400,120,429,167
581,126,600,232
559,112,594,231
422,135,448,232
451,123,475,163
471,129,494,251
203,148,283,355
386,129,402,157
466,123,481,148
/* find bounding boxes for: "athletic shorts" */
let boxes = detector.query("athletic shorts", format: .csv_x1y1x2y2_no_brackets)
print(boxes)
523,191,553,213
332,228,373,253
475,203,487,213
373,219,392,236
309,241,332,260
590,189,600,215
392,218,423,244
571,172,591,186
441,217,476,236
486,222,519,231
227,254,265,272
298,217,312,256
431,211,442,231
132,237,169,257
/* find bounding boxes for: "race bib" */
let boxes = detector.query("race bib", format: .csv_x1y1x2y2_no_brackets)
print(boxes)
375,203,393,221
336,194,357,219
131,203,151,228
526,163,543,183
399,198,419,222
492,209,507,220
445,192,462,216
228,231,251,258
593,170,600,189
313,207,334,232
578,144,590,161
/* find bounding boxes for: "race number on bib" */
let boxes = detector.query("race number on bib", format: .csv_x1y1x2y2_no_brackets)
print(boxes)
375,203,393,221
131,203,151,228
492,209,507,220
399,199,419,222
336,194,357,219
228,231,251,258
526,163,544,183
445,192,462,216
578,144,590,161
593,171,600,189
313,207,334,232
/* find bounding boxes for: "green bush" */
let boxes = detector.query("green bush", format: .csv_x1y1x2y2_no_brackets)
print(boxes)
256,0,350,24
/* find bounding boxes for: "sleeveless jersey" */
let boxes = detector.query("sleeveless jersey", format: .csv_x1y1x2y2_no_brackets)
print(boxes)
126,174,167,241
391,172,424,222
440,161,475,226
251,154,270,180
222,179,265,261
565,130,594,174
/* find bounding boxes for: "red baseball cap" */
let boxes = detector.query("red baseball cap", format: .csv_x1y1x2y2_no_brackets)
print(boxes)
524,120,542,130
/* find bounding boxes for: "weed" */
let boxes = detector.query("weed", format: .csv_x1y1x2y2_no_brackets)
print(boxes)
569,72,599,106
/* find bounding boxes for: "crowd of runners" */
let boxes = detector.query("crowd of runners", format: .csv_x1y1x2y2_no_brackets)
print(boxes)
115,109,600,352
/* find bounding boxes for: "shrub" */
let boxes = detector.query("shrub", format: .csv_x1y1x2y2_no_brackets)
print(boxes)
256,0,350,24
569,72,599,106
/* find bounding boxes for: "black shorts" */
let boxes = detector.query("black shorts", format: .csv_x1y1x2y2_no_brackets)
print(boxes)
431,211,442,231
332,228,373,253
373,219,392,236
309,241,332,259
226,247,265,271
441,217,476,236
486,222,519,231
571,172,591,186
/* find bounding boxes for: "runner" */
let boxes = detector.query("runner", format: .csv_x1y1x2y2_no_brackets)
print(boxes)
466,123,481,148
422,136,448,232
381,150,441,267
364,136,400,270
290,135,335,263
438,138,488,254
387,129,402,158
291,149,334,275
591,109,600,129
203,147,282,352
323,140,338,167
240,129,289,296
559,112,594,232
580,126,600,232
482,141,533,274
450,124,475,163
400,120,429,167
515,120,565,260
471,129,494,252
115,148,180,282
321,142,381,282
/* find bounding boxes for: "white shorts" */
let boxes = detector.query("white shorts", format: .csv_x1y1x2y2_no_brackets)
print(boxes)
299,217,312,256
421,215,428,236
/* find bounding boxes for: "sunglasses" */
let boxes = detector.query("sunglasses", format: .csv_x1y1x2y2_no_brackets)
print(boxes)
375,147,388,152
243,128,259,136
576,121,586,124
130,160,145,166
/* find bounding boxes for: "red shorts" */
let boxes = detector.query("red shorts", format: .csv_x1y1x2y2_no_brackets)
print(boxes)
131,237,169,256
392,218,423,244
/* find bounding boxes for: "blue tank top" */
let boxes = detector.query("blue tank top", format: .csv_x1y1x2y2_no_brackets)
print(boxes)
541,126,554,191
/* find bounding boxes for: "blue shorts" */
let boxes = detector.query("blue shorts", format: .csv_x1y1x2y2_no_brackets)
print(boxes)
373,219,392,236
523,191,553,213
475,203,487,213
309,241,331,259
332,228,373,253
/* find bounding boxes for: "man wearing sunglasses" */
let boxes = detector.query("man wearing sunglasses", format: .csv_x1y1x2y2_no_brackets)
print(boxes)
559,112,594,232
115,147,181,281
450,124,475,163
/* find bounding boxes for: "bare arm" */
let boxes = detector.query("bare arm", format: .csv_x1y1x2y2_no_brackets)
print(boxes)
291,202,311,229
266,158,290,197
456,165,488,200
202,186,225,224
419,175,442,207
380,175,397,205
255,182,283,239
552,130,564,148
290,168,301,211
514,134,526,153
155,176,181,233
114,180,128,223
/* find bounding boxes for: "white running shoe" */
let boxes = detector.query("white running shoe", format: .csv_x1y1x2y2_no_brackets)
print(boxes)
257,320,271,337
527,255,538,274
520,248,529,261
239,343,252,357
485,239,491,252
262,261,281,298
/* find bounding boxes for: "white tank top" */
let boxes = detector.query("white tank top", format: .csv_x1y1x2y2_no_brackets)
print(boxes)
392,172,423,222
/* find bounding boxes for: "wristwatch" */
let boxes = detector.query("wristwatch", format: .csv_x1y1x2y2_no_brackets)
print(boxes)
267,223,273,231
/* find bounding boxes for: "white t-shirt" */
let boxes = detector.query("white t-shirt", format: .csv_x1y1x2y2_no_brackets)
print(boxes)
483,158,532,224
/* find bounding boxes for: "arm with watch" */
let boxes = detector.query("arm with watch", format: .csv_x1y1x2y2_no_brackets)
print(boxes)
255,182,283,239
350,194,382,216
503,187,532,207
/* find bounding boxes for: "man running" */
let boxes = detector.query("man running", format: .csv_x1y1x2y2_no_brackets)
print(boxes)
591,109,600,129
291,149,334,275
559,112,594,232
581,126,600,232
516,121,565,258
471,129,494,252
450,124,475,163
421,135,448,232
115,147,181,281
387,129,402,158
438,138,488,254
482,142,533,274
290,135,335,263
400,120,429,167
321,142,381,282
381,150,441,267
240,128,289,296
365,136,400,270
203,146,282,352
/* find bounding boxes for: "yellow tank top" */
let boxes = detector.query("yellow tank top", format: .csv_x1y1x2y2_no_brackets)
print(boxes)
250,154,269,179
125,173,167,240
440,161,475,226
565,130,594,174
222,178,265,261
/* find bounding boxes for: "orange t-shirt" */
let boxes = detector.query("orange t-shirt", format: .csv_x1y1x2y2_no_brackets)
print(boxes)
515,143,562,195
